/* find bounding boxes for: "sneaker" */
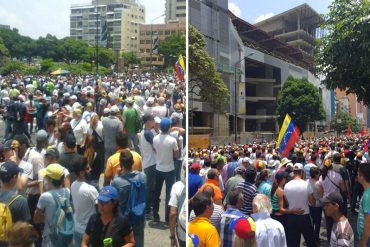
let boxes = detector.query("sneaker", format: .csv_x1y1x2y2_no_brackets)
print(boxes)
145,211,153,220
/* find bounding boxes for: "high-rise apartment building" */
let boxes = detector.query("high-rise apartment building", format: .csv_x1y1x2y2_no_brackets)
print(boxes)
165,0,186,23
70,0,145,52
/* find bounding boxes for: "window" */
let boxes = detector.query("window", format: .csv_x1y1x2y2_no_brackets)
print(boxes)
145,40,151,44
158,31,163,35
165,31,170,35
140,49,144,53
146,49,150,53
140,40,145,44
146,31,151,35
158,57,163,61
176,6,186,9
176,14,186,17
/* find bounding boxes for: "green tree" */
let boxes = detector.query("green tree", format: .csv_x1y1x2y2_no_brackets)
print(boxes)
276,76,326,131
158,33,186,67
0,60,26,75
122,51,141,66
315,0,370,105
0,37,9,66
189,25,229,113
60,38,89,63
40,58,55,73
330,112,361,133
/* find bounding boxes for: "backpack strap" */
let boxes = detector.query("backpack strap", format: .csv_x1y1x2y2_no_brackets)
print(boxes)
7,195,22,206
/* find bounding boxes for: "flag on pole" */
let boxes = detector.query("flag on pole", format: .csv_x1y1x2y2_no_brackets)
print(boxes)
276,114,300,158
360,127,364,137
175,55,185,81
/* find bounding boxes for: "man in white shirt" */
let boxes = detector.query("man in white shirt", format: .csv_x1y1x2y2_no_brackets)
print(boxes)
252,194,287,247
140,114,157,217
284,163,316,247
70,156,98,247
152,118,179,223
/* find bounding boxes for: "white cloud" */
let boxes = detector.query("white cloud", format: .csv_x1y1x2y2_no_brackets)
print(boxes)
254,12,274,23
0,0,165,39
229,2,241,18
0,6,24,31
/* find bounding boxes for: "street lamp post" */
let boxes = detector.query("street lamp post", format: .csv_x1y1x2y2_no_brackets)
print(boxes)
150,14,165,71
95,0,99,77
234,52,254,144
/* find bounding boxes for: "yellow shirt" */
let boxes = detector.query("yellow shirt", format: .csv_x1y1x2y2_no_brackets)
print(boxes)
188,217,221,247
105,148,142,177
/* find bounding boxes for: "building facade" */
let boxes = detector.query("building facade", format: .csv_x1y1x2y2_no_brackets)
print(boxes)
165,0,186,23
189,0,331,144
70,0,145,52
335,89,368,127
139,20,185,66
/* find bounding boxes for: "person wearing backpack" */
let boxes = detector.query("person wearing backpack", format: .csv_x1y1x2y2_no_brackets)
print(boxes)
168,163,186,247
0,161,31,247
111,150,147,247
33,163,74,247
82,186,135,247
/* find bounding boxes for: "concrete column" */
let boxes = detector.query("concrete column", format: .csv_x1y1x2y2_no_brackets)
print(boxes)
242,119,246,132
297,13,300,30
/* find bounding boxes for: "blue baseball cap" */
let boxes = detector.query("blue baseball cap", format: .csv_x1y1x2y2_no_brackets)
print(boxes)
97,186,118,202
160,117,172,131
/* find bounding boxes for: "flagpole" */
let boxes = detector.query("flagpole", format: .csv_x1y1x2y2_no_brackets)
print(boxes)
96,0,99,77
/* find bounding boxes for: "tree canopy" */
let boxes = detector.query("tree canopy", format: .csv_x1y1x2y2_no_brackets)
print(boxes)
315,0,370,105
158,33,186,67
189,25,229,113
330,111,361,133
122,51,141,66
276,76,326,131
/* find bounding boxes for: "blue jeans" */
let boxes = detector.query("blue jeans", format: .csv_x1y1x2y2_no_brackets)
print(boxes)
133,218,145,247
309,206,322,242
153,169,175,222
127,132,140,154
286,214,316,247
144,165,156,212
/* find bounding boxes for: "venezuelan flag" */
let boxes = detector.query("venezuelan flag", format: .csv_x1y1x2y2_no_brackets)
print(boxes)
175,55,185,81
276,114,300,157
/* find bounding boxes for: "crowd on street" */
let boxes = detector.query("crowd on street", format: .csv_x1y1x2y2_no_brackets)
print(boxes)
0,72,186,247
188,135,370,247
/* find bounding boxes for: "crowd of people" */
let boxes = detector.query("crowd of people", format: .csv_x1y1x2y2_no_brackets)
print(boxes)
188,135,370,247
0,72,186,247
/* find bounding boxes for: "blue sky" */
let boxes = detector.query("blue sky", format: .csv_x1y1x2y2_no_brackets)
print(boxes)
229,0,333,23
0,0,165,39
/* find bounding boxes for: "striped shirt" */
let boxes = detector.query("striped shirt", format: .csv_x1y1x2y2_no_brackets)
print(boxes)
189,203,224,227
237,181,257,215
217,207,246,247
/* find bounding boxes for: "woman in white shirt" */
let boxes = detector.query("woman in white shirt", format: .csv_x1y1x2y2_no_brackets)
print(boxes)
70,108,88,155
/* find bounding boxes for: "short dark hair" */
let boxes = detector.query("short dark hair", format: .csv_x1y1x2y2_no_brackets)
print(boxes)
119,150,133,171
192,192,212,216
359,162,370,183
46,118,56,128
310,166,320,179
116,131,128,148
50,175,65,187
228,188,242,206
0,173,18,184
203,185,215,198
65,133,76,149
71,156,88,177
333,153,341,164
244,166,257,183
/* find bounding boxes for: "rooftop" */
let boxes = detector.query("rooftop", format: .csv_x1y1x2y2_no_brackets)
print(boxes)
230,11,314,71
255,3,324,28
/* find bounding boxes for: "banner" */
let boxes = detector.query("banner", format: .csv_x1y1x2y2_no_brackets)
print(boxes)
239,83,245,114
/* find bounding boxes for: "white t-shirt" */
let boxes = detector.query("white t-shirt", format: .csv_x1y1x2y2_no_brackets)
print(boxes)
71,180,98,233
140,129,156,169
88,121,104,141
23,148,45,195
71,118,88,145
284,178,313,215
153,134,178,172
168,181,186,242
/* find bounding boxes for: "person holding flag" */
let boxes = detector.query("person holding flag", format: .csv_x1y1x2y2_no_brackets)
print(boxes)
276,114,300,158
